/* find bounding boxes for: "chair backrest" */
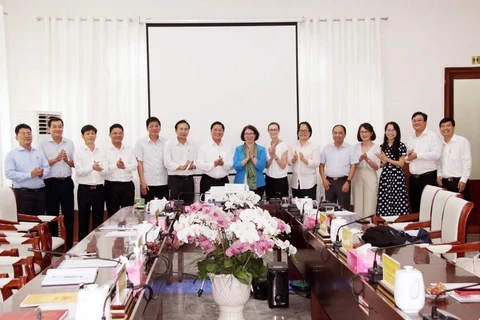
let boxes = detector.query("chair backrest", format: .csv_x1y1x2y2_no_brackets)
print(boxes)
418,185,443,221
430,190,460,234
0,188,18,223
440,197,474,260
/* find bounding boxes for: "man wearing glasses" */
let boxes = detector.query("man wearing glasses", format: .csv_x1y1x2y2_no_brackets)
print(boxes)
4,123,50,215
405,112,442,213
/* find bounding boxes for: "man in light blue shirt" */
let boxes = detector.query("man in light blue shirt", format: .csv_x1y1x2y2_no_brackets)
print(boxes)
4,123,50,215
319,124,357,210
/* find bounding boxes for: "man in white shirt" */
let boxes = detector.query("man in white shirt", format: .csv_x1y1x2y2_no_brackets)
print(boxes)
74,124,106,241
135,117,168,203
405,112,442,212
164,120,197,204
38,117,75,249
436,117,471,200
196,121,233,195
104,123,137,217
320,125,357,210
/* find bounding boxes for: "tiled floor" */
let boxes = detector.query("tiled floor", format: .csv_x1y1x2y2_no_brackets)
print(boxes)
159,278,312,320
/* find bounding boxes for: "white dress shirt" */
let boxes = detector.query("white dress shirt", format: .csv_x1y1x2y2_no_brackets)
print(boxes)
353,143,381,169
135,136,168,186
288,139,321,189
437,134,471,183
38,136,75,179
196,140,233,179
266,141,288,179
105,144,137,182
74,145,107,185
405,129,442,175
320,142,357,177
164,139,198,176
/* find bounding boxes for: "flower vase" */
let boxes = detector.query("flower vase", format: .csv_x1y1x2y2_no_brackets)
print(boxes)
210,274,251,320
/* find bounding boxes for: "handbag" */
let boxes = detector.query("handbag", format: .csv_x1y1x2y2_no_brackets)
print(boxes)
455,253,480,277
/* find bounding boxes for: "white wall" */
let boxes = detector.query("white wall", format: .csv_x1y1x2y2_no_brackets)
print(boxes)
3,0,480,145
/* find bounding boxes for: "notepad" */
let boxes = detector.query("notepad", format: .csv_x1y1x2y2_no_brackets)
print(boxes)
20,292,78,308
41,267,98,286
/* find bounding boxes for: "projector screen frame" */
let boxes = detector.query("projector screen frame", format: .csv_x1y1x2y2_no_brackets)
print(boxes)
145,21,300,149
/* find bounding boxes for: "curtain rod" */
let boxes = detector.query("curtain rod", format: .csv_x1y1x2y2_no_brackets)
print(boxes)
314,17,388,22
140,18,303,24
37,17,134,22
36,16,388,23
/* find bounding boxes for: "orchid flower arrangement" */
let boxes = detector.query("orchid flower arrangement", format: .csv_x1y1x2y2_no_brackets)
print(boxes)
172,192,297,285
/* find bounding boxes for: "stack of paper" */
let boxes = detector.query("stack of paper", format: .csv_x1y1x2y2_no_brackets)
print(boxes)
41,268,98,286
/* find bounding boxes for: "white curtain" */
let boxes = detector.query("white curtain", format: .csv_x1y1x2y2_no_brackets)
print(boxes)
42,16,148,149
0,6,12,187
298,17,384,146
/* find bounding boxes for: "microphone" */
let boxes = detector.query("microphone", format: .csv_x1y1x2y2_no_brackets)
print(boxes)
301,201,308,223
367,240,423,283
422,282,480,320
313,196,324,232
101,270,122,320
27,248,121,266
332,214,375,252
176,191,198,206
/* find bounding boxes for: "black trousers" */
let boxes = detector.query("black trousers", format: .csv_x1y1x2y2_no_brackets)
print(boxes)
252,186,266,198
409,170,437,213
199,175,229,195
291,185,317,200
168,175,195,204
77,184,105,241
325,176,350,210
141,185,169,203
44,177,74,249
13,187,46,215
105,180,135,217
265,175,289,200
442,177,471,201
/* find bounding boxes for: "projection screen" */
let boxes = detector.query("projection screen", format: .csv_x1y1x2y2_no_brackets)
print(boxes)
146,22,299,150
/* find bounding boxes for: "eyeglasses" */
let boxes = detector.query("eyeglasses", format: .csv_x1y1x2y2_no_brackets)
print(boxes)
386,129,396,133
244,132,255,136
18,132,32,137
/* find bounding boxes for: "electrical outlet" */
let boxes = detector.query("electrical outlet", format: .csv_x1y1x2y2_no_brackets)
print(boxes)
472,56,480,65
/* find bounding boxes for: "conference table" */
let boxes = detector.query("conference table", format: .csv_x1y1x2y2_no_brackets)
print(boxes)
0,206,170,320
278,208,480,320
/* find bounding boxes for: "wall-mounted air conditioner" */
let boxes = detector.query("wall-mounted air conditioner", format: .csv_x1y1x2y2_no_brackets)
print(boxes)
11,111,62,147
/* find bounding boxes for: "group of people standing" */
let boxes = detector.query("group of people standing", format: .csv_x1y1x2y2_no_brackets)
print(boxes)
4,111,471,248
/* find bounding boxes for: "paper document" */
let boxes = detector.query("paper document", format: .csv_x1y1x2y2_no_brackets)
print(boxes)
58,259,118,269
41,267,98,286
104,230,137,238
99,224,134,231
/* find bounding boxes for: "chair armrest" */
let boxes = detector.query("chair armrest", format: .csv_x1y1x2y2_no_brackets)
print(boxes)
404,221,431,230
444,241,480,253
17,214,42,223
0,219,16,225
394,213,419,223
429,230,441,239
372,216,386,225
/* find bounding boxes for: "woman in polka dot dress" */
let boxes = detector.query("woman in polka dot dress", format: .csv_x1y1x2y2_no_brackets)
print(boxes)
375,121,409,216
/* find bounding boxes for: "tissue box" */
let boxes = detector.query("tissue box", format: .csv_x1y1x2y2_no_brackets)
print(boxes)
304,216,316,229
347,248,380,273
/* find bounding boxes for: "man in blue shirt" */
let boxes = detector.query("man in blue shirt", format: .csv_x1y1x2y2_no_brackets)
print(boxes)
4,123,50,215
